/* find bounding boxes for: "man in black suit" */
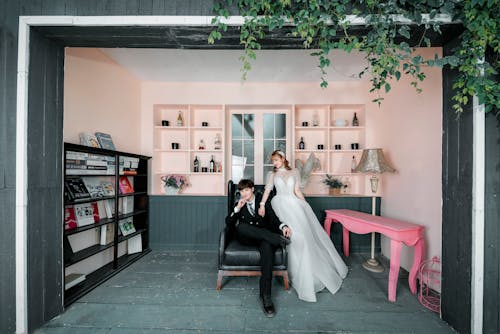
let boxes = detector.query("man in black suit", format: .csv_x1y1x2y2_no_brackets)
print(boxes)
226,179,292,317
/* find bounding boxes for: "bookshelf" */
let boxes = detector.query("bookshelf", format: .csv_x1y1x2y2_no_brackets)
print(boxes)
153,104,226,195
63,142,151,307
294,104,366,195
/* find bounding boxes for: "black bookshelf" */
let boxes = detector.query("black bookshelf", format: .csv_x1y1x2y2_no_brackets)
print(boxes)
63,142,151,307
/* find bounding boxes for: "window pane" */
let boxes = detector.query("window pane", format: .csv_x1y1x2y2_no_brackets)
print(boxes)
263,140,275,164
244,140,254,164
232,114,242,139
276,114,286,139
276,140,286,155
263,113,274,139
263,165,274,179
243,114,254,139
232,140,242,157
243,165,254,181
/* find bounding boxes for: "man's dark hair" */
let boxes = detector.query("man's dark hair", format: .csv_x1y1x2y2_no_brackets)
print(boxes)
237,179,254,190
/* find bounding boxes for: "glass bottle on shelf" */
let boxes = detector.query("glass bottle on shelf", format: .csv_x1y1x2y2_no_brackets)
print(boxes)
352,112,359,127
198,139,205,150
177,110,184,126
312,110,319,127
193,156,199,172
209,155,215,173
351,155,357,172
299,137,305,150
214,133,222,150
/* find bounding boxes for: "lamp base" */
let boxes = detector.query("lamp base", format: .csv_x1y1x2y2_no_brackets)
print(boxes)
362,257,384,273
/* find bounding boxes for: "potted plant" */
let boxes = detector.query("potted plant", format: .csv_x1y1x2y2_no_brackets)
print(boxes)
160,174,189,195
323,174,344,195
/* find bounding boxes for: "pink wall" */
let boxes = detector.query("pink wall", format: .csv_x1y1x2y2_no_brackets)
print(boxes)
366,47,443,271
64,48,142,153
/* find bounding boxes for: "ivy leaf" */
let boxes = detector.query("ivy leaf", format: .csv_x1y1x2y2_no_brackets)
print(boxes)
398,26,410,39
385,83,391,93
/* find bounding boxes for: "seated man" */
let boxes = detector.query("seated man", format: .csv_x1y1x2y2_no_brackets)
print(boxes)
226,179,291,317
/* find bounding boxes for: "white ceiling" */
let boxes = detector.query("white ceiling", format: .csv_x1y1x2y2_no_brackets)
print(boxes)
99,48,369,83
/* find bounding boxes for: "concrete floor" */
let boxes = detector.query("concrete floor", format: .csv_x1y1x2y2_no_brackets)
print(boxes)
37,250,455,333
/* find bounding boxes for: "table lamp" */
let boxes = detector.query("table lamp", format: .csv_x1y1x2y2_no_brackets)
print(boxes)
354,148,396,272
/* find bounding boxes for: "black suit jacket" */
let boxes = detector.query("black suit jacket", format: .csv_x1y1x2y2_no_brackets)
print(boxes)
226,192,283,234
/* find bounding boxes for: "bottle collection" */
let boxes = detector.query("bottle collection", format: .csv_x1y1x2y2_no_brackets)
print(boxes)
193,155,221,173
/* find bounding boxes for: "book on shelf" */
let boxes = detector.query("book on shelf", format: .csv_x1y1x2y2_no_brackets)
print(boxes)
100,223,115,245
104,199,115,218
91,202,101,223
96,201,107,220
119,176,134,194
73,202,96,227
127,234,142,254
79,132,101,148
95,132,116,151
120,197,134,215
64,273,86,290
118,217,136,236
64,206,78,230
119,157,139,175
63,236,74,263
65,176,91,201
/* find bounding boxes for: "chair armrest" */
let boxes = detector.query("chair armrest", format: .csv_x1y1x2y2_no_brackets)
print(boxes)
218,226,230,268
281,244,288,266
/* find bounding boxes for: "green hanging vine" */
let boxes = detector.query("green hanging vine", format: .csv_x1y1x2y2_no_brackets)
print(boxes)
209,0,499,116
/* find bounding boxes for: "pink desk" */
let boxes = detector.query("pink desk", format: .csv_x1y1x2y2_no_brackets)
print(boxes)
324,209,424,302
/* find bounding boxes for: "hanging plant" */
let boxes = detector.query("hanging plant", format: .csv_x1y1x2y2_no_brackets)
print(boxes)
209,0,499,116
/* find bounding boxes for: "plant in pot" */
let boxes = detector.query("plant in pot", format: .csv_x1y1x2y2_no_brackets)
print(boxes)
323,174,345,196
161,174,189,195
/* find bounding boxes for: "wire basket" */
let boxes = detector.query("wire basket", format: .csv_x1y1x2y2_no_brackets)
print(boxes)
418,256,441,314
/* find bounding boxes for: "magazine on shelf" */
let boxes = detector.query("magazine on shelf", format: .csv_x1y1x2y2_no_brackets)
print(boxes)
127,234,142,254
119,176,134,194
64,206,77,230
95,132,116,151
91,202,101,222
120,197,134,215
79,132,101,148
65,273,86,290
73,202,95,227
118,217,136,236
100,224,115,245
65,176,91,200
81,177,106,198
104,199,115,218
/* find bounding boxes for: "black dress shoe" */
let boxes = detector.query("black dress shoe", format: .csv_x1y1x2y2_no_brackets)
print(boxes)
259,295,276,317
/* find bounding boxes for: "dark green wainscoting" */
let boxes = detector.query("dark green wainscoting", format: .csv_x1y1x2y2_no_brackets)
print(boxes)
149,195,380,253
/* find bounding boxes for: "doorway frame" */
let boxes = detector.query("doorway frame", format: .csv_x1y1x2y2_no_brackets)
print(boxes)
16,14,484,334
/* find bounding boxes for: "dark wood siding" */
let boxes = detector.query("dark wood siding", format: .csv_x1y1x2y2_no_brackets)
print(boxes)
483,111,500,333
0,0,19,333
26,28,65,331
149,195,379,252
441,35,474,334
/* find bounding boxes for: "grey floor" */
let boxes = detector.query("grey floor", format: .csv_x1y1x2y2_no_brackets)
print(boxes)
37,250,455,333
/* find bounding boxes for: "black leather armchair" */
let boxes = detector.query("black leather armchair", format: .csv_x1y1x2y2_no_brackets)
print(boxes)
216,181,289,290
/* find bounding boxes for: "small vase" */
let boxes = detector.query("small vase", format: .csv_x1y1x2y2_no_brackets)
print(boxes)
329,188,341,196
164,186,179,195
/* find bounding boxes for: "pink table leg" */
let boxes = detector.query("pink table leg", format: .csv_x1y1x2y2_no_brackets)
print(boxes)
408,238,424,294
342,226,350,257
323,218,332,237
388,240,403,302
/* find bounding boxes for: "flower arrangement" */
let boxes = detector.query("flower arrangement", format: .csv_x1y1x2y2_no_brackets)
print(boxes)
322,174,344,189
161,174,189,190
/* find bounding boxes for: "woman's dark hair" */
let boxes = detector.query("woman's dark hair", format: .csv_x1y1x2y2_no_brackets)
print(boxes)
271,150,292,171
237,179,254,190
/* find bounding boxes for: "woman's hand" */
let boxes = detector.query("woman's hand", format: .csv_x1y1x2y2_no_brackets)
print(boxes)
282,226,292,238
258,205,265,217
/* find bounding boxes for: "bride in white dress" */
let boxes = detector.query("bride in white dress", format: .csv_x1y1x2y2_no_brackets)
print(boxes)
258,150,348,302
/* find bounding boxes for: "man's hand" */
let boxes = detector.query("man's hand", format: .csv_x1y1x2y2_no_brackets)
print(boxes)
282,226,292,238
236,198,246,209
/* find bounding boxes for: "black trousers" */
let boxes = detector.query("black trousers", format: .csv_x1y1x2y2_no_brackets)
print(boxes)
235,223,279,297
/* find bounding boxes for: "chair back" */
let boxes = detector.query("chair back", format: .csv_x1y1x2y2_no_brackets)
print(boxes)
227,180,276,214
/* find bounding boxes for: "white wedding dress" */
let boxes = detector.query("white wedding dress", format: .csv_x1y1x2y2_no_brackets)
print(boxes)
266,169,348,302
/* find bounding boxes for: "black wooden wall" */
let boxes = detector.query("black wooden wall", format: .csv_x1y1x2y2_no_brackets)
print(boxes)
441,35,473,334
